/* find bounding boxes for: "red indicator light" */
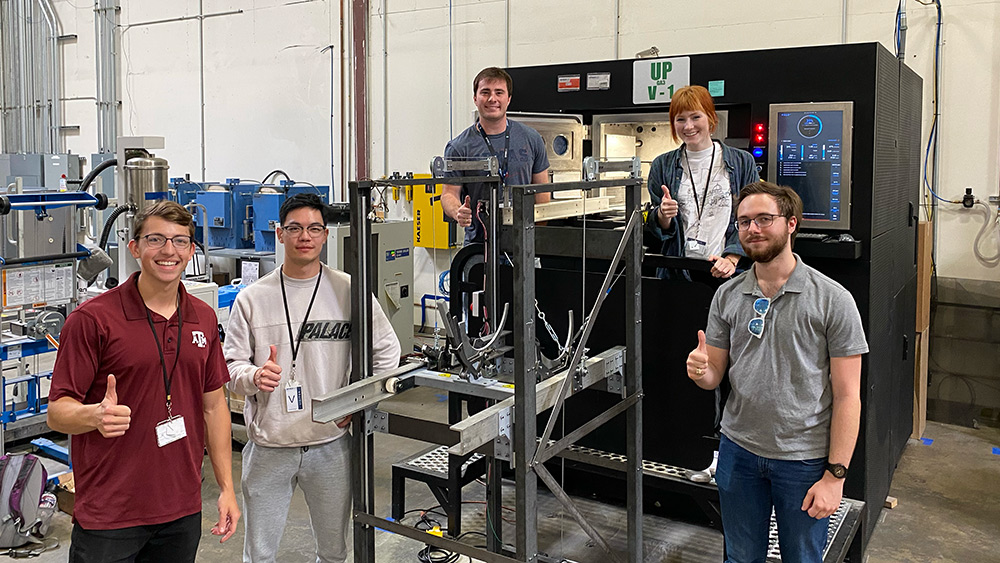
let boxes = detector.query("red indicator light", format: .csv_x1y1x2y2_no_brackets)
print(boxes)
754,133,766,144
755,123,765,133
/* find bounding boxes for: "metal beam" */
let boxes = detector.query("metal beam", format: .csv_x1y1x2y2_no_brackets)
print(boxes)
311,361,425,424
512,181,539,560
354,512,520,563
447,347,625,457
349,180,375,562
412,371,513,401
624,181,644,563
507,177,641,196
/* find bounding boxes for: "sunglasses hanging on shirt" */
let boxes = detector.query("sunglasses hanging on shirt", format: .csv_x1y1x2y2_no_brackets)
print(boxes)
747,297,771,339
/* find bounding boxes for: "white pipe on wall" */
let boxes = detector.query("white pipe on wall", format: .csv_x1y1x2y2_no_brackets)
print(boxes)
38,0,62,153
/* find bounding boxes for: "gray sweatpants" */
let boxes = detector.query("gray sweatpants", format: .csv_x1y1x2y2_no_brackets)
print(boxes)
241,437,352,563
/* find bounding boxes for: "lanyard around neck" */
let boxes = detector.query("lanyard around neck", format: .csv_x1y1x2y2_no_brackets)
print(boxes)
279,268,322,380
684,141,717,221
144,294,182,417
477,121,510,183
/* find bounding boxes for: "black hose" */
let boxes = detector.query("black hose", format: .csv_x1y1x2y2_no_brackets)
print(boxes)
99,204,135,252
260,169,290,186
192,238,208,276
78,158,117,193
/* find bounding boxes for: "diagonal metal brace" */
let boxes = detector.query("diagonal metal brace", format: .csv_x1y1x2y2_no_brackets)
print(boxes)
533,392,641,467
448,347,625,456
533,208,640,465
534,463,623,563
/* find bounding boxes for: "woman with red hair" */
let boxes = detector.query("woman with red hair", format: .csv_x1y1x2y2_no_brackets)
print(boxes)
647,85,759,278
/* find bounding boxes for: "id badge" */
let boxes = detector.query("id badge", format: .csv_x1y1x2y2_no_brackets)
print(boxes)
155,416,187,447
285,381,303,412
685,238,707,256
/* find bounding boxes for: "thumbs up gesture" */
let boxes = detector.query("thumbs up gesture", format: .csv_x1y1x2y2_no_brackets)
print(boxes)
456,195,473,228
253,345,282,393
658,185,678,229
96,374,132,438
686,331,710,382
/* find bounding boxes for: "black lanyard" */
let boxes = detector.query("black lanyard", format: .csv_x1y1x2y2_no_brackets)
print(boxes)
279,268,322,379
684,141,717,221
144,295,182,417
477,121,510,184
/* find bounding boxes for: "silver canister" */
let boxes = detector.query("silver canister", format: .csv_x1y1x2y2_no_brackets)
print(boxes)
123,156,169,209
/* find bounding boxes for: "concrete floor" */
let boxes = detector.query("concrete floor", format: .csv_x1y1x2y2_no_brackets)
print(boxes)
23,389,1000,562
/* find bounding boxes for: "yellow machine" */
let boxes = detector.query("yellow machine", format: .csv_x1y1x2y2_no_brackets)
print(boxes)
410,174,457,249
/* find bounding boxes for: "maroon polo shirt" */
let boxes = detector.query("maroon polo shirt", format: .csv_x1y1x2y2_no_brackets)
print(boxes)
49,272,229,529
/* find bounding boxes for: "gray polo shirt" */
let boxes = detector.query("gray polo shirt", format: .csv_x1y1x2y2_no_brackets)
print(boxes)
706,254,868,460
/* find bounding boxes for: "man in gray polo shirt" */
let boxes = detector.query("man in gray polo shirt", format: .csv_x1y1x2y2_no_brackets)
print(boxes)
686,181,868,563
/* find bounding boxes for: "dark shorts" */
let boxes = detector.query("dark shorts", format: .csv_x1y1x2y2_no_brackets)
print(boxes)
68,512,201,563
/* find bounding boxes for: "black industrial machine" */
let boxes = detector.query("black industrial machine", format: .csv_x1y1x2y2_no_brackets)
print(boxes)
502,42,921,554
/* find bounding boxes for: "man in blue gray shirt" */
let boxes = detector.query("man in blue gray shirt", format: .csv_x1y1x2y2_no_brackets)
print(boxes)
441,67,550,243
686,181,868,563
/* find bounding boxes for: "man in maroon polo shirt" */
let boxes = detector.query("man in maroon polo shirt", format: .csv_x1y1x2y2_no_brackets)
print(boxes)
48,200,240,562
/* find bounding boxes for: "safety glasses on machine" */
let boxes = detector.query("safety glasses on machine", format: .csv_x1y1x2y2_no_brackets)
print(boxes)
747,297,771,339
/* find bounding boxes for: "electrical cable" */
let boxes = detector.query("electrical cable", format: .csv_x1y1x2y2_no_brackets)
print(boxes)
972,202,1000,265
920,0,949,214
894,2,902,57
260,170,290,186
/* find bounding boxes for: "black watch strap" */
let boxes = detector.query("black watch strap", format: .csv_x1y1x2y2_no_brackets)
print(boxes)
826,462,848,479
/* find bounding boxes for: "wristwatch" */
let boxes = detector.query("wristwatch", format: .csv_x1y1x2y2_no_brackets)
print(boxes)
826,462,848,479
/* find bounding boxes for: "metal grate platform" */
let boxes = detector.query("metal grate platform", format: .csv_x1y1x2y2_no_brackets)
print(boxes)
405,445,484,475
554,443,854,561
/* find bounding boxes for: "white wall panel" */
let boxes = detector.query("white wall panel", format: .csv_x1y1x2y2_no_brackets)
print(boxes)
31,0,1000,301
202,1,333,184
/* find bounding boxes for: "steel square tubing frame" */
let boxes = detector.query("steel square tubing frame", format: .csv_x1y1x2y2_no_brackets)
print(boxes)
348,176,641,562
348,175,500,563
510,177,643,563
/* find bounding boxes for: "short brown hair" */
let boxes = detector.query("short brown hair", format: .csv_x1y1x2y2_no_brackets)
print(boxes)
133,199,196,240
668,85,718,143
473,67,513,96
737,181,803,245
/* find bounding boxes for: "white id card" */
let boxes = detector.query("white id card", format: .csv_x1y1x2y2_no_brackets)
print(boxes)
685,238,707,253
285,381,303,412
155,416,187,447
685,238,709,259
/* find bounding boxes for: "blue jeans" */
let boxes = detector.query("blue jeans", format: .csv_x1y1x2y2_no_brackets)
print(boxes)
716,434,829,563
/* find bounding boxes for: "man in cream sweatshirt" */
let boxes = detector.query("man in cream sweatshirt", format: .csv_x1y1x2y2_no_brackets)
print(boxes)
224,193,400,562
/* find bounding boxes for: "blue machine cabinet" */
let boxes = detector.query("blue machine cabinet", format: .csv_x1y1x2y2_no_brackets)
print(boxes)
252,183,329,252
192,179,257,249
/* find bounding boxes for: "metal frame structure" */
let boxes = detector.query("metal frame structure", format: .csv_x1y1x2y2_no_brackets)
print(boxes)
335,161,645,563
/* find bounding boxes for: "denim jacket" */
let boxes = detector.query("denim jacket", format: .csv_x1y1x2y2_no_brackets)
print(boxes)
645,142,760,259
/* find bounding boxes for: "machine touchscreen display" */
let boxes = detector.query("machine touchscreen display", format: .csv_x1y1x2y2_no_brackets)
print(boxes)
768,102,853,231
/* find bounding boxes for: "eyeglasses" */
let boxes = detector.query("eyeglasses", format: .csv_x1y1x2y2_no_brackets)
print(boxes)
747,297,771,339
138,234,192,248
735,214,786,231
281,223,327,238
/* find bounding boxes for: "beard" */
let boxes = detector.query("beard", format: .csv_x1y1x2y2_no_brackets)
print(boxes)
742,234,788,263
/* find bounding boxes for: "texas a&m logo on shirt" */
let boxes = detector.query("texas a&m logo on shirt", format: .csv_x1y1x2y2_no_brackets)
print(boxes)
191,331,207,348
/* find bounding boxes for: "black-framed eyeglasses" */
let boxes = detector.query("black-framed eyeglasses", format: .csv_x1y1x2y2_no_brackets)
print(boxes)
281,223,327,238
735,214,786,231
137,234,193,248
747,297,771,339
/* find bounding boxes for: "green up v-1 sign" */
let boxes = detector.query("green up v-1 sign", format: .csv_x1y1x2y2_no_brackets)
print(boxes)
632,57,690,105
